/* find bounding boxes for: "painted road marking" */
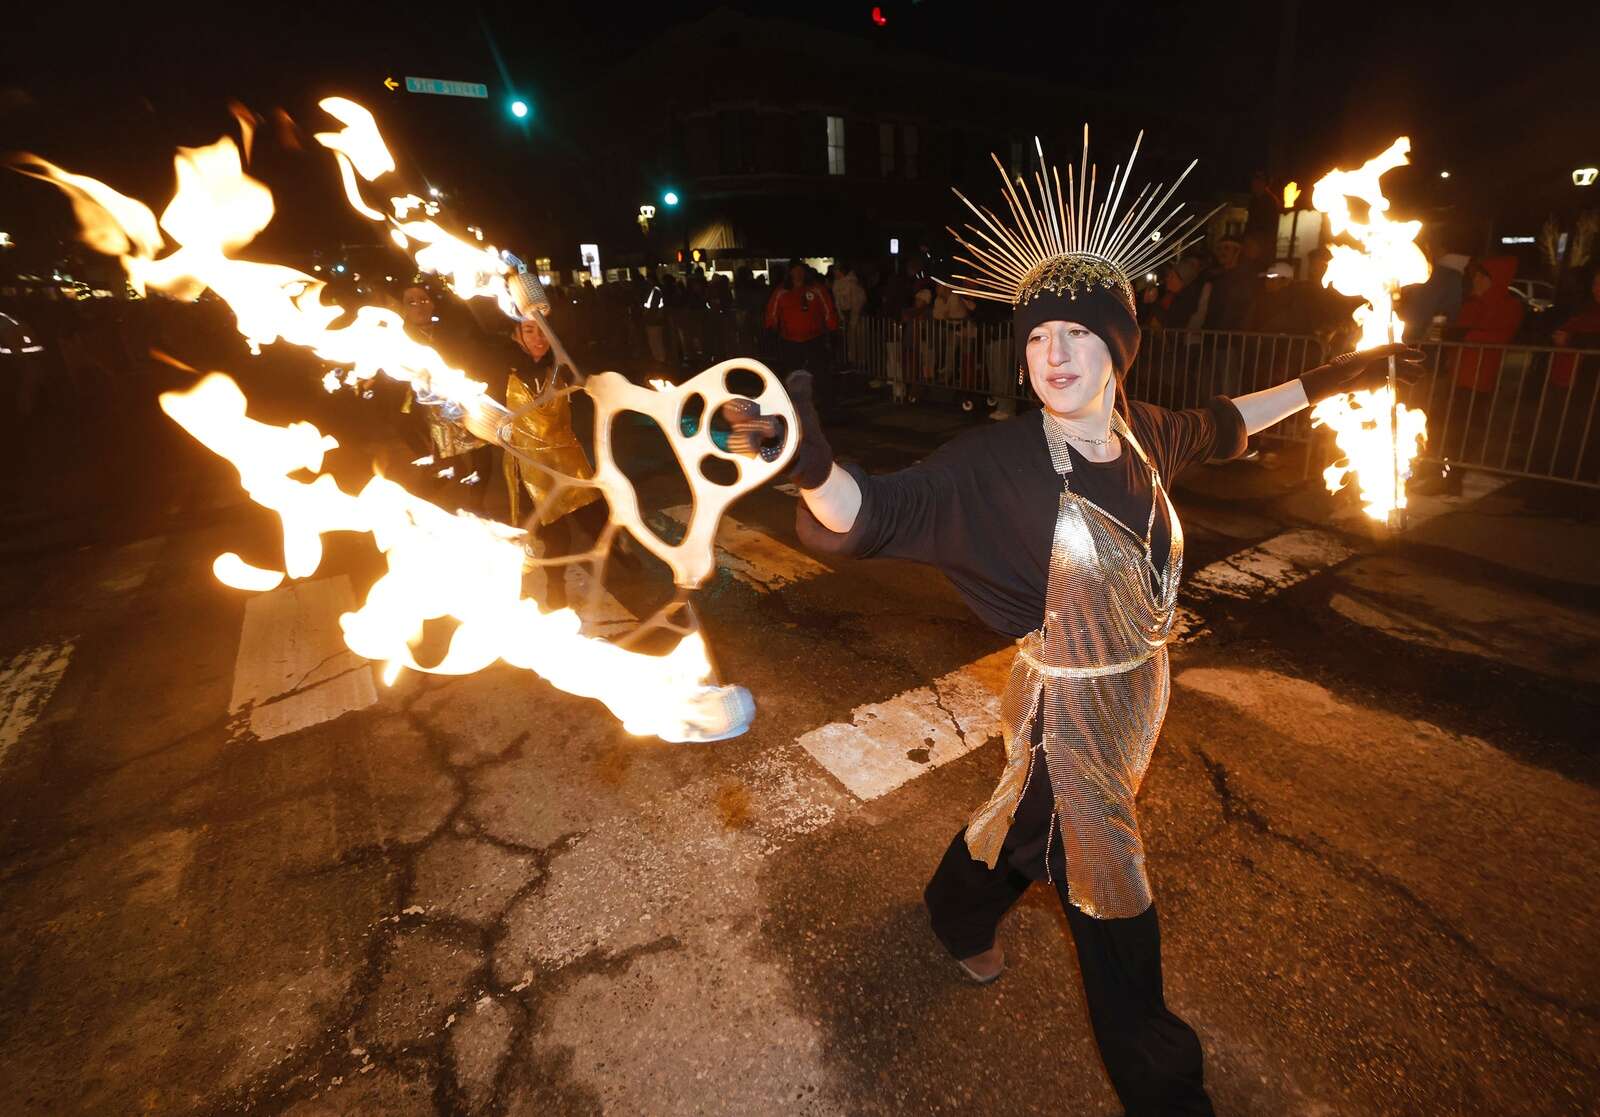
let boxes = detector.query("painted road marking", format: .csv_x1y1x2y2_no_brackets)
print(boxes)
798,648,1011,800
1185,527,1356,603
563,566,635,640
659,505,829,593
230,576,376,740
0,640,74,767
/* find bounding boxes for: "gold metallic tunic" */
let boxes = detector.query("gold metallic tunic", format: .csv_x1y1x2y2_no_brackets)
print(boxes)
964,410,1183,919
501,371,601,526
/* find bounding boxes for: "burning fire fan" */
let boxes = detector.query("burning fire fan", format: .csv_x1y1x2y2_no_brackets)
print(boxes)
14,98,798,743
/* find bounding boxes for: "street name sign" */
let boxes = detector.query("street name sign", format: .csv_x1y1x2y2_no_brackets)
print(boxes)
403,77,489,99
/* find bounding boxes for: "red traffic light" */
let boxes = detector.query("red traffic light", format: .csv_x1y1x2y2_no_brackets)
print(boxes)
871,6,886,26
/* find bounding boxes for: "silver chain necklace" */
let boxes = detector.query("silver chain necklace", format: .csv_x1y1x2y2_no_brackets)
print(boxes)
1045,413,1117,447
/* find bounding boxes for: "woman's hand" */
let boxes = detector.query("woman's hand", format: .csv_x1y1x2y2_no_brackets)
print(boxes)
725,370,835,490
1299,343,1425,405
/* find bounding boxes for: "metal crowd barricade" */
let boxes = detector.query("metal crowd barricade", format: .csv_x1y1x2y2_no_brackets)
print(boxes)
1402,340,1600,488
846,316,1022,408
848,319,1600,490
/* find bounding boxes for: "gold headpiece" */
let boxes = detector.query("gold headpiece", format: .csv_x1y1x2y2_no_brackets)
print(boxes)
946,127,1215,314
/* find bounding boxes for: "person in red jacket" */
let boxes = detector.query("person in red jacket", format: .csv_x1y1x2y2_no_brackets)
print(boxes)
1549,268,1600,389
765,259,840,412
1450,257,1524,391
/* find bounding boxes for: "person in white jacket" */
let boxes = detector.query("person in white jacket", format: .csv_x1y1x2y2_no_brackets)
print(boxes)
831,263,868,368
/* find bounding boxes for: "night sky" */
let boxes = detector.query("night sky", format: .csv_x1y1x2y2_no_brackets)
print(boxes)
4,1,1594,266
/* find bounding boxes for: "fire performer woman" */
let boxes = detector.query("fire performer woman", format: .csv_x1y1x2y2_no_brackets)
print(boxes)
745,138,1420,1115
501,312,608,612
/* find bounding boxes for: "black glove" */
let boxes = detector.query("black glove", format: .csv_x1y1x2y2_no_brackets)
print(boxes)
724,370,835,490
1299,343,1425,405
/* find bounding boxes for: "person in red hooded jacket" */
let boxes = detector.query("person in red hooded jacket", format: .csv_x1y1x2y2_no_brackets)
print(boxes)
1449,257,1524,391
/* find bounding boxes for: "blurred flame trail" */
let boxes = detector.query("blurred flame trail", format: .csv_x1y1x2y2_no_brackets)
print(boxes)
15,102,745,742
161,374,724,739
1307,138,1429,523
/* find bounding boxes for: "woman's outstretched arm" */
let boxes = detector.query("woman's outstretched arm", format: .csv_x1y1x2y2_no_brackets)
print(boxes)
1231,379,1309,435
1233,343,1424,435
799,463,862,533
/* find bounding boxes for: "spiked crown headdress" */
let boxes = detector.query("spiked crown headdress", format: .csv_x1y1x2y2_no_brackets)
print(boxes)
945,128,1215,317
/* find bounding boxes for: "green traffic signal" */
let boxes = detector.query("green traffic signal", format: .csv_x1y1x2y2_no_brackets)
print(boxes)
510,99,530,119
663,191,680,206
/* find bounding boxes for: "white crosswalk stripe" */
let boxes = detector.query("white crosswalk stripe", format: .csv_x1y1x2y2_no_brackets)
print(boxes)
0,640,74,768
229,575,376,740
658,505,828,593
797,649,1011,800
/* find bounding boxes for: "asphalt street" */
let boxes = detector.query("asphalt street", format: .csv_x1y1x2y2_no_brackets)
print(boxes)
0,354,1596,1116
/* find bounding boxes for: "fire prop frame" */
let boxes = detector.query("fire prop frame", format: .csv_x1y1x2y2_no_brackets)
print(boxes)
15,98,796,742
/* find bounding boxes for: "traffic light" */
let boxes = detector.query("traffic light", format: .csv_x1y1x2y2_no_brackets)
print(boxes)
509,99,530,120
663,190,680,206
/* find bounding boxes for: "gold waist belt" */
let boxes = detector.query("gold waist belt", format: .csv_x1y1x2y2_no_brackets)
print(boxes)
1014,638,1161,679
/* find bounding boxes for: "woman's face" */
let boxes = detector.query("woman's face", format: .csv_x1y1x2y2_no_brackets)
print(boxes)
514,317,550,359
1024,320,1115,418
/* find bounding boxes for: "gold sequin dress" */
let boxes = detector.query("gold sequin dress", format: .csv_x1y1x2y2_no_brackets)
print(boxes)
964,410,1183,919
501,371,601,526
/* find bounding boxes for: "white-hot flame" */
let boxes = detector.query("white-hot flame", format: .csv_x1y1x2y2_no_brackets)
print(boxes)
162,374,727,741
1306,138,1430,522
21,101,743,742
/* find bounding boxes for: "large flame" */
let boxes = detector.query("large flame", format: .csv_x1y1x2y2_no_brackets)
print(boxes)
162,374,724,739
17,101,742,742
1306,138,1430,522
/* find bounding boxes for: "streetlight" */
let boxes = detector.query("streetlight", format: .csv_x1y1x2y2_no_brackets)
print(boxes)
1439,170,1451,180
1575,167,1598,187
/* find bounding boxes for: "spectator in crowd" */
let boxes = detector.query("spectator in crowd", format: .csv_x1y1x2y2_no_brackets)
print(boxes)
1449,257,1524,391
705,272,734,361
1246,260,1311,334
764,258,840,411
1142,258,1203,331
1245,171,1280,248
880,261,914,322
1549,267,1600,389
1200,235,1257,332
832,261,867,329
832,260,868,369
734,266,767,353
642,270,670,367
1399,248,1468,343
931,280,977,386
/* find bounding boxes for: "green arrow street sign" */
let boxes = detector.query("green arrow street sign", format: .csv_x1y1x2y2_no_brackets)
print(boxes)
403,76,488,99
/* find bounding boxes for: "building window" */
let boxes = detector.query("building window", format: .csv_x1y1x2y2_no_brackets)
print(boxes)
903,124,919,180
826,115,846,176
720,111,756,175
879,122,895,177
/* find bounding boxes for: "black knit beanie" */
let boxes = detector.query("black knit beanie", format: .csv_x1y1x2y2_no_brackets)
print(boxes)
1013,284,1141,375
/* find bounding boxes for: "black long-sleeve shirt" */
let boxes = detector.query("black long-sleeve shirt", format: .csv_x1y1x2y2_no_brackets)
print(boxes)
796,399,1248,638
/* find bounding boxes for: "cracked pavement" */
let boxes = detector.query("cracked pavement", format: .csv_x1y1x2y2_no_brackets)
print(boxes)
1,374,1596,1116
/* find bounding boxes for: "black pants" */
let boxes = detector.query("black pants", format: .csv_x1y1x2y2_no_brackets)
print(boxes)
773,336,835,415
923,827,1213,1116
535,500,608,611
